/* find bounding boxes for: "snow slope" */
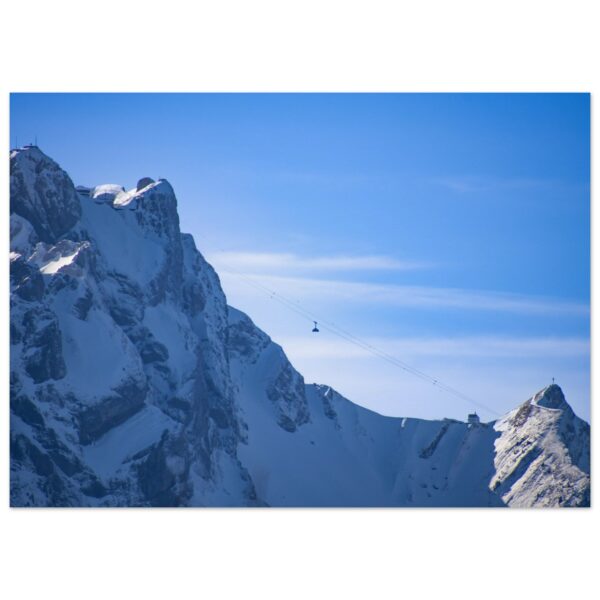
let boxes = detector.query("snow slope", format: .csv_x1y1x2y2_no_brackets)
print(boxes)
9,147,590,507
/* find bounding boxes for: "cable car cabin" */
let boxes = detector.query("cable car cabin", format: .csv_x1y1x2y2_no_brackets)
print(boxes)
467,412,480,426
312,321,319,333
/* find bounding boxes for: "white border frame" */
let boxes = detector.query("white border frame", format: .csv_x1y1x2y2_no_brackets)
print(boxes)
1,2,597,598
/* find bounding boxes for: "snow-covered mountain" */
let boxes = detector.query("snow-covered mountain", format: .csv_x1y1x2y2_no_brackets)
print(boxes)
9,147,590,507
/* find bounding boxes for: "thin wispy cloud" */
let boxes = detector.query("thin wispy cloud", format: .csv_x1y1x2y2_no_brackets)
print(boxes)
219,272,589,316
275,334,590,421
207,251,430,273
278,335,590,360
433,175,587,195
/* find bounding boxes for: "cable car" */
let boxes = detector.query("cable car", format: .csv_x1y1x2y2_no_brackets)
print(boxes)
312,321,319,333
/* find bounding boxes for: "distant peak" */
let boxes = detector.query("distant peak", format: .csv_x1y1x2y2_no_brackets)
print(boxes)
10,145,65,177
10,144,50,163
533,384,567,409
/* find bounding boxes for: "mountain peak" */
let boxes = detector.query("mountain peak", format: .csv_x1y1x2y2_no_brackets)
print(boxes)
10,145,81,244
532,383,568,410
10,143,46,161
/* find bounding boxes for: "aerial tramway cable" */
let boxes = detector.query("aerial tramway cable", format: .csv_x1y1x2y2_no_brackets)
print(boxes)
203,241,500,417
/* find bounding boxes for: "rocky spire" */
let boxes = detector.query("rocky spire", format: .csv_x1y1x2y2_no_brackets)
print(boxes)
10,146,81,243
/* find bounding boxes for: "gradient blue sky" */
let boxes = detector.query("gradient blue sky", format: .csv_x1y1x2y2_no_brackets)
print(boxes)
10,93,590,421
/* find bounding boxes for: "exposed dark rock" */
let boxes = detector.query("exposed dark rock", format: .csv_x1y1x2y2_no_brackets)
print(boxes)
319,387,339,424
209,407,230,429
81,478,107,498
11,257,45,302
136,177,155,191
277,414,298,433
135,183,184,306
78,378,147,444
36,428,84,477
166,397,192,422
227,309,271,364
512,400,533,427
73,289,94,320
13,434,54,477
182,280,206,316
140,338,169,364
23,314,66,384
419,421,452,459
10,147,81,244
11,394,45,428
109,304,138,327
267,361,310,433
536,384,566,409
138,432,179,506
10,321,22,345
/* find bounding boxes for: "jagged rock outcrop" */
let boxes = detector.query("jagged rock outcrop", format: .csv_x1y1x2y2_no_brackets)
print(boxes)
491,385,590,507
9,147,590,507
10,146,81,243
10,146,256,507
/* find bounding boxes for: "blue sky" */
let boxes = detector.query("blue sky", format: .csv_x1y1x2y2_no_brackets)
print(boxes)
10,93,590,421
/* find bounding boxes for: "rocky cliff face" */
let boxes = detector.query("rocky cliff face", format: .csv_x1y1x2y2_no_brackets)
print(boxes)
9,147,590,507
10,146,255,507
